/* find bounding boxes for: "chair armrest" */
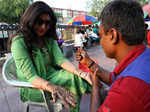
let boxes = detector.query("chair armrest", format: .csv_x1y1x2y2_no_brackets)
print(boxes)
2,55,35,89
7,80,34,88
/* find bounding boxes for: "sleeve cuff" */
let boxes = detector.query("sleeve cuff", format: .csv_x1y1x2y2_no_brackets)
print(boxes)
28,75,39,83
58,58,68,66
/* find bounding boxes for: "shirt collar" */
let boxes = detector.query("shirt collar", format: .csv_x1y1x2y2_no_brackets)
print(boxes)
112,43,146,77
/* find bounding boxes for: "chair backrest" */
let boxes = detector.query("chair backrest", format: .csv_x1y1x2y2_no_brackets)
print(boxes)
2,56,33,88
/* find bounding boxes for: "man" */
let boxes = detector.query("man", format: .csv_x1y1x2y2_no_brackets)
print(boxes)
76,0,150,112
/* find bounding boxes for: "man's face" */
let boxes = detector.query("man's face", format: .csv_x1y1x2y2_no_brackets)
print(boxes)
99,25,115,58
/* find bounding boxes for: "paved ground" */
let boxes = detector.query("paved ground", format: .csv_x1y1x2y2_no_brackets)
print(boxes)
0,45,116,112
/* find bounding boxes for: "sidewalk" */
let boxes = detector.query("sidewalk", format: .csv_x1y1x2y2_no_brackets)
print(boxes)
0,45,116,112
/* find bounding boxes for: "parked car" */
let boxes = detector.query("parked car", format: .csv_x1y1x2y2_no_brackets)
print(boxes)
0,23,9,38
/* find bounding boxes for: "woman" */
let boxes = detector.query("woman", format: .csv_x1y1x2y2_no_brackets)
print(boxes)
74,28,85,52
8,1,91,111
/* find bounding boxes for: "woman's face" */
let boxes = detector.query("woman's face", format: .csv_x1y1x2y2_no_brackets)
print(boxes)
34,13,51,37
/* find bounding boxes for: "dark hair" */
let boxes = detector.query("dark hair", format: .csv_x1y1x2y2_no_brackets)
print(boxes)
8,1,57,51
99,0,145,45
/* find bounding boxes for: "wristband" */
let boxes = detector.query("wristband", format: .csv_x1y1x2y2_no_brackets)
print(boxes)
88,61,95,69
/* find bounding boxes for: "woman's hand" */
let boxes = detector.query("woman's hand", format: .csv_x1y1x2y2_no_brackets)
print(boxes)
32,77,77,110
76,48,91,65
52,86,77,110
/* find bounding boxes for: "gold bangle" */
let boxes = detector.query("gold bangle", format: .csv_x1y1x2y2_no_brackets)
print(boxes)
73,69,81,76
80,72,88,78
73,69,76,75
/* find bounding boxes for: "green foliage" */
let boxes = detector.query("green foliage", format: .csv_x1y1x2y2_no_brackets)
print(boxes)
87,0,150,17
0,0,33,24
86,0,112,17
136,0,149,6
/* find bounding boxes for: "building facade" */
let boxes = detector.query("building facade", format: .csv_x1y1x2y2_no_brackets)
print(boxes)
52,7,88,24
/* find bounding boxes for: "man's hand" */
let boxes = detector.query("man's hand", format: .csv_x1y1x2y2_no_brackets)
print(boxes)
52,86,77,110
90,68,101,87
90,69,103,112
90,63,100,73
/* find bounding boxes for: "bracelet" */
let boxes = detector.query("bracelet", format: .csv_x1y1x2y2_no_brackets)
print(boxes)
73,69,77,75
73,69,81,76
79,71,83,76
80,72,88,78
88,61,95,68
75,69,88,79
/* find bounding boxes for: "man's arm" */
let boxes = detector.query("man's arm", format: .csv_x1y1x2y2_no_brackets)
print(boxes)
88,60,111,85
90,84,102,112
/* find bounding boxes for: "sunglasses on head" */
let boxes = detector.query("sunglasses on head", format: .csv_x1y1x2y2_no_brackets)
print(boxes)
36,18,50,26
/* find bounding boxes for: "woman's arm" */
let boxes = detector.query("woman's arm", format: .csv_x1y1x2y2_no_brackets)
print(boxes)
11,38,55,91
32,77,76,109
61,61,92,85
51,40,92,84
31,77,55,92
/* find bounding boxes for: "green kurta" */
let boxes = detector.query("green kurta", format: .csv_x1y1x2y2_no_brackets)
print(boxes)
11,34,91,112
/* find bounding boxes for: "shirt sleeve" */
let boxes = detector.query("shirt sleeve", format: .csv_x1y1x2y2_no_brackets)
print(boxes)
97,77,145,112
11,36,39,83
147,31,150,45
51,40,68,66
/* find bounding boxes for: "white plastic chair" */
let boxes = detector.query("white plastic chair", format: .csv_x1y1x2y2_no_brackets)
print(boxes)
2,56,63,112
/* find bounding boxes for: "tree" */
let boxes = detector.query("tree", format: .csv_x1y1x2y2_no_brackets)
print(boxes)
0,0,33,24
135,0,149,6
87,0,150,17
86,0,112,17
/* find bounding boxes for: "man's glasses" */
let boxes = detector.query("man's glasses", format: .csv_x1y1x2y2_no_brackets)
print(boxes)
36,18,50,26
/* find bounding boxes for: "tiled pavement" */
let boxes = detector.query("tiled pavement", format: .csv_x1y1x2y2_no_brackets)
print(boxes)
0,45,116,112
